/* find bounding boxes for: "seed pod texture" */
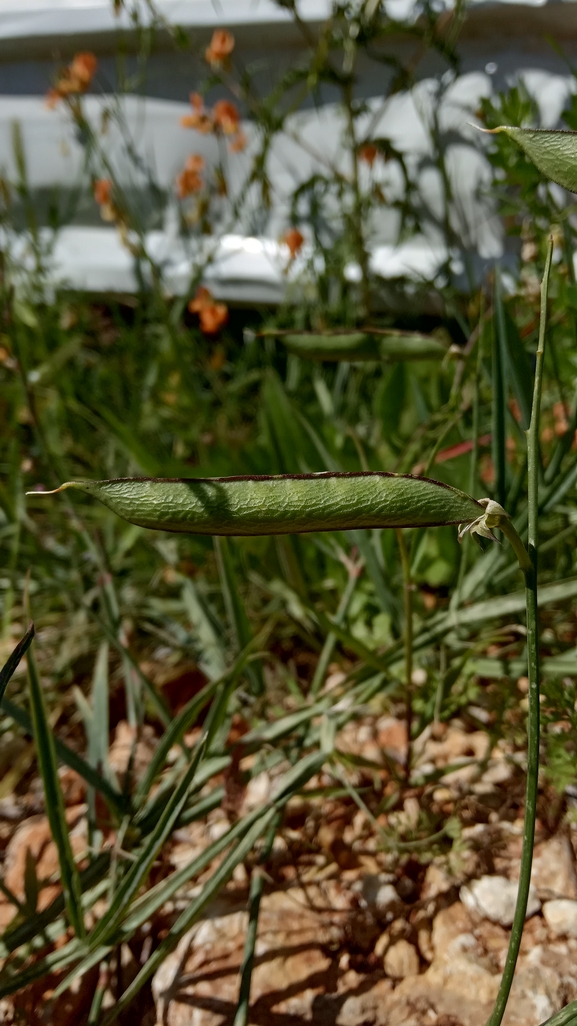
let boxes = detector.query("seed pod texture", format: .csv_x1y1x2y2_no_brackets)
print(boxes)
33,473,485,536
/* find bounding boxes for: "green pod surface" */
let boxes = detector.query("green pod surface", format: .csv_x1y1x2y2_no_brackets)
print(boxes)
280,331,447,362
487,125,577,194
36,473,484,537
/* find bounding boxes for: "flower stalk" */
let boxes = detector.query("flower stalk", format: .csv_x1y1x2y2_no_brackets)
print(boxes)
485,237,553,1026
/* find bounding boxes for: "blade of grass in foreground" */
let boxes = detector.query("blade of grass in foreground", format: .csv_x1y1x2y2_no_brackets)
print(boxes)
0,622,34,704
232,816,280,1026
1,696,127,817
26,642,86,939
99,750,326,1024
486,237,553,1026
540,1000,577,1025
88,671,238,948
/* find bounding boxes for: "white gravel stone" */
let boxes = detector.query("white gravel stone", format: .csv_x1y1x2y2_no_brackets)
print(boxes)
460,875,540,926
543,899,577,938
383,939,419,979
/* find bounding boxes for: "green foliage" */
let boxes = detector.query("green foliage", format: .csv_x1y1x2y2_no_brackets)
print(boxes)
2,5,577,1024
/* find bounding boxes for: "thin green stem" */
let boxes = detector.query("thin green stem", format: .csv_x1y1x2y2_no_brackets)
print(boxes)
342,77,371,319
486,237,553,1026
232,817,279,1026
395,528,413,781
311,564,360,697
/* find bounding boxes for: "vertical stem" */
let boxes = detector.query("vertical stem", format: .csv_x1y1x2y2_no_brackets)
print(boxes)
311,564,360,698
232,817,279,1026
493,269,507,509
343,78,371,320
395,528,413,781
452,293,484,611
486,237,552,1026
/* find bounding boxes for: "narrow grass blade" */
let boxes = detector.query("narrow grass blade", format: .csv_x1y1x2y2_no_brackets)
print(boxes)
89,609,170,726
310,568,359,697
181,577,226,680
215,536,263,695
89,642,109,774
500,303,533,430
348,530,398,624
232,818,279,1026
26,642,86,939
493,270,508,508
0,622,34,704
0,853,110,958
101,752,326,1025
99,807,278,1025
1,697,127,817
89,671,237,948
540,1000,577,1025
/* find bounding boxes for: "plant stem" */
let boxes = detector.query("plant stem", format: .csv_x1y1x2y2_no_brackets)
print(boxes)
486,237,553,1026
232,817,279,1026
395,528,413,781
343,78,371,320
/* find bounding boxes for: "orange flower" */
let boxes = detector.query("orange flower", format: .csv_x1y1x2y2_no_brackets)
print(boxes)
228,130,246,153
284,228,304,258
205,29,235,66
188,286,228,335
46,51,97,106
93,178,112,206
180,93,212,132
70,52,98,86
213,100,240,136
176,154,205,198
358,143,379,166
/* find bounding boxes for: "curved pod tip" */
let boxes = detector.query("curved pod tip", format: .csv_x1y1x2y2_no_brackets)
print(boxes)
26,481,79,498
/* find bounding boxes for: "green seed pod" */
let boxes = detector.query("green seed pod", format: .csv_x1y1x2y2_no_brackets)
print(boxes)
279,331,447,362
484,125,577,194
32,473,484,537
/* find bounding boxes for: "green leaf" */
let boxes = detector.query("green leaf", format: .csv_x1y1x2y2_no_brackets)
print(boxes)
26,643,85,938
540,999,577,1025
0,622,34,705
488,126,577,193
1,697,127,818
215,537,263,695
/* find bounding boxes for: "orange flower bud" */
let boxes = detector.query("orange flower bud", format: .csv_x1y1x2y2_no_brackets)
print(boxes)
358,143,379,166
188,286,228,335
71,52,98,86
228,130,246,153
205,29,235,66
176,154,205,198
93,178,112,206
213,100,240,135
180,93,212,133
284,228,304,258
46,51,97,106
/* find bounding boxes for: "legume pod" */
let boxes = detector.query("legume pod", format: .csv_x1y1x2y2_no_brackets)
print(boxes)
279,331,447,362
36,473,485,536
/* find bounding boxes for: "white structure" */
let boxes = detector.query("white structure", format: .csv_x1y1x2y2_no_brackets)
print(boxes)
0,0,573,299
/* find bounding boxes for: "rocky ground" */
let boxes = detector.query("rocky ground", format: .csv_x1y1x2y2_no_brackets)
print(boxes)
1,711,577,1026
